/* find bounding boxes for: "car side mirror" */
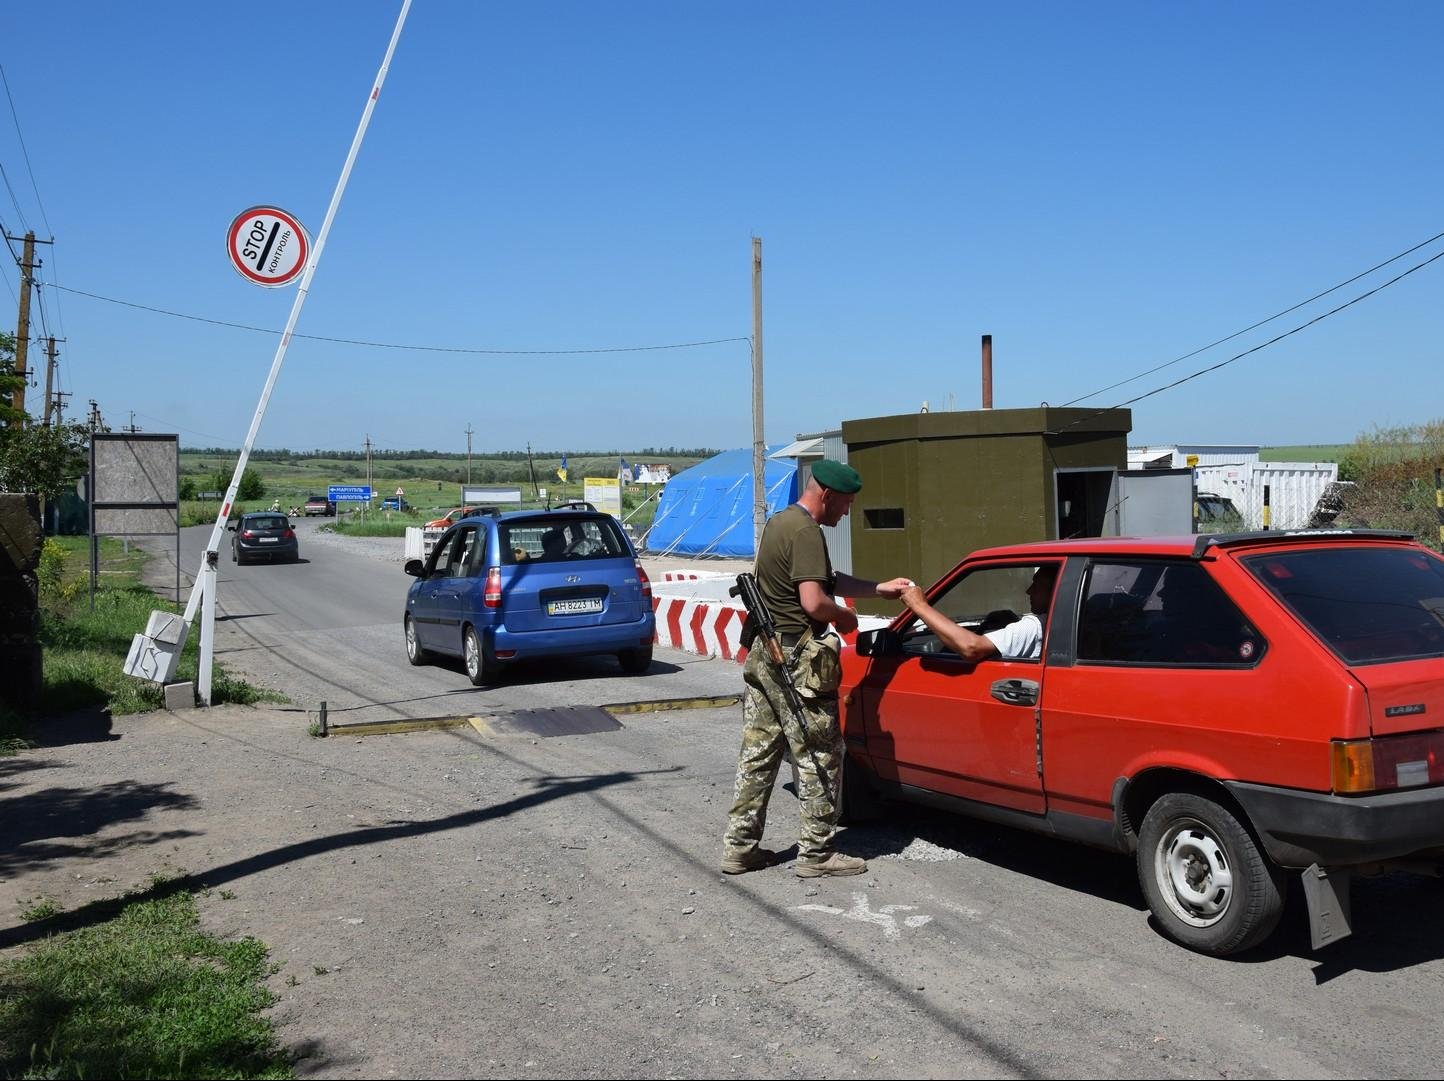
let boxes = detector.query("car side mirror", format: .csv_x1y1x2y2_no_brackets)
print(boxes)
855,628,901,657
226,524,236,532
404,559,425,577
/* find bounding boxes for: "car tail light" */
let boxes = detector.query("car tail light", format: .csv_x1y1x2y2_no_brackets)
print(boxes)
1331,731,1444,794
283,528,295,539
635,560,652,601
241,530,254,539
484,566,502,608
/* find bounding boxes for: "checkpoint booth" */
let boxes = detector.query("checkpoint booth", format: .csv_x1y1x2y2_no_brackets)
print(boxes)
841,407,1134,614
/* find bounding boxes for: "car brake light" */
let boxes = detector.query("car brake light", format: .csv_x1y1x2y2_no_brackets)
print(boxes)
283,528,295,539
241,530,254,539
1331,731,1444,794
635,560,651,601
484,566,502,608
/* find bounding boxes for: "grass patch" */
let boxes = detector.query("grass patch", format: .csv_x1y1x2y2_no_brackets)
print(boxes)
19,898,62,922
30,538,285,722
0,889,294,1080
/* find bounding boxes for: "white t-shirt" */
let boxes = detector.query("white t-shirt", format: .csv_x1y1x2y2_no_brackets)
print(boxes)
984,612,1043,660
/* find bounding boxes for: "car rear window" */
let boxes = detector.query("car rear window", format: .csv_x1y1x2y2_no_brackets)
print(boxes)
500,516,628,565
246,516,287,531
1243,546,1444,665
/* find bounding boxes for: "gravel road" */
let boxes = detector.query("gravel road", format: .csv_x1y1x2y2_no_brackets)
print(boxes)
6,524,1444,1078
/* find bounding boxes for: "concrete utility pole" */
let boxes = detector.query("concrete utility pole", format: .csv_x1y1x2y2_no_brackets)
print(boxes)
464,422,473,485
751,236,765,555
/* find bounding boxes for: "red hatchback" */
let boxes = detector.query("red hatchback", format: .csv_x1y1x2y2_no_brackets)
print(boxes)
842,529,1444,955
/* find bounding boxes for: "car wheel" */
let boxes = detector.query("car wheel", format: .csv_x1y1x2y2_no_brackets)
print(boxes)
463,625,502,686
404,616,430,666
837,754,883,825
617,645,653,674
1137,792,1284,956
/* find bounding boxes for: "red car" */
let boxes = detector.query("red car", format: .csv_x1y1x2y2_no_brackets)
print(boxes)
425,506,486,529
842,529,1444,956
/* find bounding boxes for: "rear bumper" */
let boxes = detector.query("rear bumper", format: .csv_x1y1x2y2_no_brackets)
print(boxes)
1224,779,1444,867
237,542,298,561
491,614,656,660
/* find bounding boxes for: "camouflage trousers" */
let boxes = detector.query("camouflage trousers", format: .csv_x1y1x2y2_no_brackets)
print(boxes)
722,647,841,861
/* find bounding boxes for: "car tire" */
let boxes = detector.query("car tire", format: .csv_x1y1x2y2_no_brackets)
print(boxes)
837,753,884,825
617,645,653,674
463,625,502,686
1137,792,1284,956
404,615,430,666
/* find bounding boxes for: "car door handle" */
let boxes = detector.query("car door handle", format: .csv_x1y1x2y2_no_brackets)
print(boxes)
990,678,1040,707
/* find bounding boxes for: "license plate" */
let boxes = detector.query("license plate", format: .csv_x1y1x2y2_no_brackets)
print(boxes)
259,537,279,543
548,598,603,616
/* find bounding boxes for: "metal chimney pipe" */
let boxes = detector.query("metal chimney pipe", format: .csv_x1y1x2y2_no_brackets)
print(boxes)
981,334,993,409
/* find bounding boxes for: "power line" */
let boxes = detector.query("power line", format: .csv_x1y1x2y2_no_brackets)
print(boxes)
1061,228,1444,407
0,63,50,235
1052,243,1444,435
48,282,749,355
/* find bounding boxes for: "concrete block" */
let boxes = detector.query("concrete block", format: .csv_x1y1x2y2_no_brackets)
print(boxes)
164,681,196,711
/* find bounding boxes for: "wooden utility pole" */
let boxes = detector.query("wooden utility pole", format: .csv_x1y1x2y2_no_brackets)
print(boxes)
9,232,36,417
751,236,765,554
364,434,373,506
42,337,57,425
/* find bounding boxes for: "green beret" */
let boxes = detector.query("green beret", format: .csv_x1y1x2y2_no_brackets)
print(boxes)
811,459,862,494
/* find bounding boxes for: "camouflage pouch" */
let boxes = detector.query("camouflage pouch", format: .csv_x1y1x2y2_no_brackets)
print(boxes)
792,632,842,699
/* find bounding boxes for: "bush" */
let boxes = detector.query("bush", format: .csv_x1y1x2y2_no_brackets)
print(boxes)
1338,421,1444,551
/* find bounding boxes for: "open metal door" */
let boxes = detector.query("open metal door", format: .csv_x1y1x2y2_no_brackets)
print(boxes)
1117,467,1194,536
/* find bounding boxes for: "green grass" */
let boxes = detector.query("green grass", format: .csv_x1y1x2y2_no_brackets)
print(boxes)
0,889,294,1079
25,538,285,727
1260,444,1353,463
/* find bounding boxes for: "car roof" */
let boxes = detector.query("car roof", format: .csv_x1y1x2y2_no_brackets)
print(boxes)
968,529,1418,563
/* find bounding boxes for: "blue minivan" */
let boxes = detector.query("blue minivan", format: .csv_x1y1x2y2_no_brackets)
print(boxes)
403,510,656,684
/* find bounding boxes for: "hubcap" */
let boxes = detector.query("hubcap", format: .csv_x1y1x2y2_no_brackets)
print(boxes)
406,619,417,658
465,632,479,677
1156,818,1233,927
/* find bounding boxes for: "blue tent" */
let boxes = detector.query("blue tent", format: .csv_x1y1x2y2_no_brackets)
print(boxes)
644,447,798,558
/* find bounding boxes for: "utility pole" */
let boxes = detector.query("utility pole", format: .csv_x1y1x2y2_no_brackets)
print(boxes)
7,232,37,417
751,236,766,554
51,389,70,425
364,434,373,508
464,422,473,485
123,411,141,433
527,442,539,499
87,399,103,432
42,337,57,426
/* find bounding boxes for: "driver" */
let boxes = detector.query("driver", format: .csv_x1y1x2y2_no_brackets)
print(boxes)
899,564,1059,661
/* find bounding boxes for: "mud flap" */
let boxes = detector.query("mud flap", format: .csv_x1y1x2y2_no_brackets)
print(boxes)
1301,863,1353,950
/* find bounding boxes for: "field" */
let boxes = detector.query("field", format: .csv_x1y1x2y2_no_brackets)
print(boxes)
178,449,708,529
1260,444,1353,463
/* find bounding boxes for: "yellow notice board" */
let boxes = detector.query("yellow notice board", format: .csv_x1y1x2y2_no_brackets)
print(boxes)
583,477,622,516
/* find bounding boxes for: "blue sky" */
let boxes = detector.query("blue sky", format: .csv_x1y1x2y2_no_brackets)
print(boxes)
2,2,1440,456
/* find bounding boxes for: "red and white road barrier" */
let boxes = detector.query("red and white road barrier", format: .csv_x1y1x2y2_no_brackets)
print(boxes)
651,593,893,664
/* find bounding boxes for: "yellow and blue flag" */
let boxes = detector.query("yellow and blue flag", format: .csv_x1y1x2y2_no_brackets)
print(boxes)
557,454,568,483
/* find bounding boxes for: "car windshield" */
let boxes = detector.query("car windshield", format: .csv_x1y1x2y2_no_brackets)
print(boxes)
246,516,287,531
1243,546,1444,665
500,516,627,564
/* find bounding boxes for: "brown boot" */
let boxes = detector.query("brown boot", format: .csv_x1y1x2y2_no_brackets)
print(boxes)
795,852,867,878
720,847,776,875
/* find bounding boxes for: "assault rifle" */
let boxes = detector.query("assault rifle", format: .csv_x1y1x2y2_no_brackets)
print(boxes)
729,572,834,804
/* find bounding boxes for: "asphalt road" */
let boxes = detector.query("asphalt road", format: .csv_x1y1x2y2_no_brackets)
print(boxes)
78,520,1444,1077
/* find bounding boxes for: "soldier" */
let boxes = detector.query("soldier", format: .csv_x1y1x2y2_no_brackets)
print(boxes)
721,459,912,878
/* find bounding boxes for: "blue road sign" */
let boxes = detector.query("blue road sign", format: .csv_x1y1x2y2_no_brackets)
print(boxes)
329,485,373,502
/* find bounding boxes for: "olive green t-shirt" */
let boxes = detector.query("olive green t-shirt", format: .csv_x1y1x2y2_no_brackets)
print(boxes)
755,503,834,636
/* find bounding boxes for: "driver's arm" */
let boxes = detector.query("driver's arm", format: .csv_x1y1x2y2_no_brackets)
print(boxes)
900,585,1000,662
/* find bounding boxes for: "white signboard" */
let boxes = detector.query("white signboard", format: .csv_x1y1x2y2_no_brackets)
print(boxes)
583,477,622,517
226,206,310,287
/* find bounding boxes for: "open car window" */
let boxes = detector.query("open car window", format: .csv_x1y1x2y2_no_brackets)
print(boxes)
900,564,1051,660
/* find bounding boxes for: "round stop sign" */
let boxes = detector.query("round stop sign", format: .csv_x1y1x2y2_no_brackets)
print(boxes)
226,206,310,288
